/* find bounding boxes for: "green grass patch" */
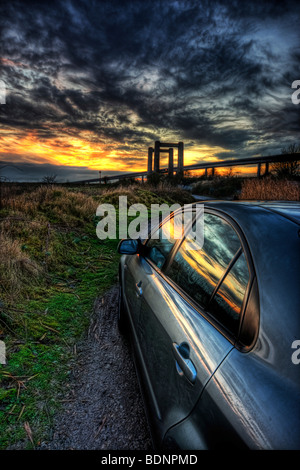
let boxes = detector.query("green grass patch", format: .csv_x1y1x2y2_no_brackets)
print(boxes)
0,182,193,448
0,207,120,448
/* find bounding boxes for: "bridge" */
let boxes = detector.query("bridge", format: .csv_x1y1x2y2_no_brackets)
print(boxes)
70,140,299,184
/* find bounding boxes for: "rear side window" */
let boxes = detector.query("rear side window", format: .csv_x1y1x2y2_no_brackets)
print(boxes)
166,213,250,336
146,211,185,269
208,251,250,334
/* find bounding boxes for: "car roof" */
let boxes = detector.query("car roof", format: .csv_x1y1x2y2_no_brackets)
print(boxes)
252,201,300,224
197,200,300,225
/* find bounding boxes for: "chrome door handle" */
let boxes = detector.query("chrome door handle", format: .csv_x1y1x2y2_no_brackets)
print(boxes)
172,342,197,384
135,281,143,297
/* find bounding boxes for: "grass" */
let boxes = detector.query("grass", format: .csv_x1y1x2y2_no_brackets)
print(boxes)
239,177,300,201
0,182,194,449
192,175,243,199
191,174,300,201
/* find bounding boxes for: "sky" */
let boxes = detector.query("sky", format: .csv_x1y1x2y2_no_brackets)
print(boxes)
0,0,299,182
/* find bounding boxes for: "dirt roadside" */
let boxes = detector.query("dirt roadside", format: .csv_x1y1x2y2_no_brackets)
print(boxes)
41,285,153,450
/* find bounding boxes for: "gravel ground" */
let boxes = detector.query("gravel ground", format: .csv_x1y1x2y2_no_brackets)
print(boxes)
42,285,153,450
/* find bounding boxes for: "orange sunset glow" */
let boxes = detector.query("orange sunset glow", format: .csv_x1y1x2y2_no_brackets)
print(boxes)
1,1,298,182
1,129,252,174
0,130,134,171
0,127,258,179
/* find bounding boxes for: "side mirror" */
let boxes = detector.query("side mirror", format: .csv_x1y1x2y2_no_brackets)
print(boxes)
118,239,139,255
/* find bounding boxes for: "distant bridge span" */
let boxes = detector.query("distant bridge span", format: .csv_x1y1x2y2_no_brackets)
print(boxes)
70,152,299,184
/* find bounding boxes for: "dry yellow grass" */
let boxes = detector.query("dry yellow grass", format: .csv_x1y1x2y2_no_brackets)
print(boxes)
0,232,42,297
0,183,194,300
239,178,300,201
95,182,194,206
1,185,98,224
0,185,100,298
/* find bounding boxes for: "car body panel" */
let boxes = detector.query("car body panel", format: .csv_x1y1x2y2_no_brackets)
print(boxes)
164,346,300,449
121,251,233,442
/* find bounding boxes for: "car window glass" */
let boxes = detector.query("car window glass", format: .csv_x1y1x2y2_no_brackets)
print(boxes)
146,211,185,269
208,251,250,335
166,213,241,308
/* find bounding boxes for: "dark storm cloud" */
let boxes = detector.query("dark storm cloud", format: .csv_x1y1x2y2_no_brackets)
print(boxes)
0,0,300,177
220,0,299,19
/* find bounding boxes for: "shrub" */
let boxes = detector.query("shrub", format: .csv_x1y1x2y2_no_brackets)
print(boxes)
0,233,42,298
239,177,300,201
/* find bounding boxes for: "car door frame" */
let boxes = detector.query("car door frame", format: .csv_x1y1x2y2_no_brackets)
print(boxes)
142,205,258,350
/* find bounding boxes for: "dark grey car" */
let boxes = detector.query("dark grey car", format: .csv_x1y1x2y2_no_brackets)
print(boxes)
117,200,300,450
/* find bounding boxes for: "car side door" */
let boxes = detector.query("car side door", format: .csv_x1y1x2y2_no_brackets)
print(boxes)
136,210,252,446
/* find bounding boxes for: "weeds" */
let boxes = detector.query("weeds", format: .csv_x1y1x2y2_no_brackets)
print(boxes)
0,182,191,449
192,176,243,199
0,185,116,448
0,233,42,298
239,177,300,201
